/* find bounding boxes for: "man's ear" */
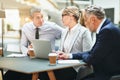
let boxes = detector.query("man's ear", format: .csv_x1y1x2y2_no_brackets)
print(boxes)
91,16,96,23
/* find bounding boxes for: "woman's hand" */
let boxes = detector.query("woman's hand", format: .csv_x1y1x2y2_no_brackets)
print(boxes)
57,51,70,60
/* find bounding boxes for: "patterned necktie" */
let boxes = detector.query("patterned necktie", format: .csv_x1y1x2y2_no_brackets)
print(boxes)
35,28,39,39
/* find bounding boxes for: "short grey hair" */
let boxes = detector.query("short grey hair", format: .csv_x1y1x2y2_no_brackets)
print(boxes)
30,7,42,17
85,5,106,20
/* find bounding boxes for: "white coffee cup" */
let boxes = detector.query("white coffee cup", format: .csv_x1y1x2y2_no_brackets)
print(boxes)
48,53,57,65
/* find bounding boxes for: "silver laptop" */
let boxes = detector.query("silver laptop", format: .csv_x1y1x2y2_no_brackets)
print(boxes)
31,39,52,59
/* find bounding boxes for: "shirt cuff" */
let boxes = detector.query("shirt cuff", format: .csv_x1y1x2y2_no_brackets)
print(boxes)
69,54,73,59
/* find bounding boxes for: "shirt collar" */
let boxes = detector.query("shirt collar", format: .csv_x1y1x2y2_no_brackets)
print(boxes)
68,23,79,33
32,22,44,30
96,18,106,34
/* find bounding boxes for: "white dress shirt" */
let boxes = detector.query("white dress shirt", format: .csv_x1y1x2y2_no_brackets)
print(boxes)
63,24,80,53
21,21,63,55
96,18,106,34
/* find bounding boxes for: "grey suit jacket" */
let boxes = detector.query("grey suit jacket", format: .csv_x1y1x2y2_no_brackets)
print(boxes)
60,24,92,53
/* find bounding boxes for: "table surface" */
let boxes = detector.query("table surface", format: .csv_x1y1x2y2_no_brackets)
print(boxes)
0,57,85,74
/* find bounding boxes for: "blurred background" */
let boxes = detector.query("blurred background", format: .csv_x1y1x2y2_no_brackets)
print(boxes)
0,0,120,53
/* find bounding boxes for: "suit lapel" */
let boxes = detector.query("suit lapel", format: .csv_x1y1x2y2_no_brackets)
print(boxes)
93,19,111,50
96,19,111,38
60,29,68,51
99,19,111,32
68,29,80,52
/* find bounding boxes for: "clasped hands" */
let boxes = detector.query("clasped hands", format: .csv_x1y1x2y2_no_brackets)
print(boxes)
56,51,70,60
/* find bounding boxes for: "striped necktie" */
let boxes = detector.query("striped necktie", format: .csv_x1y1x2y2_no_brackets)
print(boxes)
35,28,39,39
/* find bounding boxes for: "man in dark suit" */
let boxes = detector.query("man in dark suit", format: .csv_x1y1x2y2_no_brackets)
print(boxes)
58,5,120,80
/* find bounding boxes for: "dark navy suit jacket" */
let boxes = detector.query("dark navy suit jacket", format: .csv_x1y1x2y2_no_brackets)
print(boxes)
73,19,120,80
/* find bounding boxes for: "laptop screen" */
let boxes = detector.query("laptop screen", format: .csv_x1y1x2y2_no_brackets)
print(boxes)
31,39,52,59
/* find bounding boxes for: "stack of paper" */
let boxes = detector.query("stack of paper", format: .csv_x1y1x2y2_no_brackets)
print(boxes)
57,60,80,64
6,53,26,58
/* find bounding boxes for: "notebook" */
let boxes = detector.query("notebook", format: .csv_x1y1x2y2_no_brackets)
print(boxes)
31,39,52,59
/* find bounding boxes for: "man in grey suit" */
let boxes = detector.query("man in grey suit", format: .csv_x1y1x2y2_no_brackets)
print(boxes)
58,5,120,80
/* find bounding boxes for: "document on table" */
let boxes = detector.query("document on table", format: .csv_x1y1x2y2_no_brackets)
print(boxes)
57,60,80,64
6,44,21,52
6,53,26,58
